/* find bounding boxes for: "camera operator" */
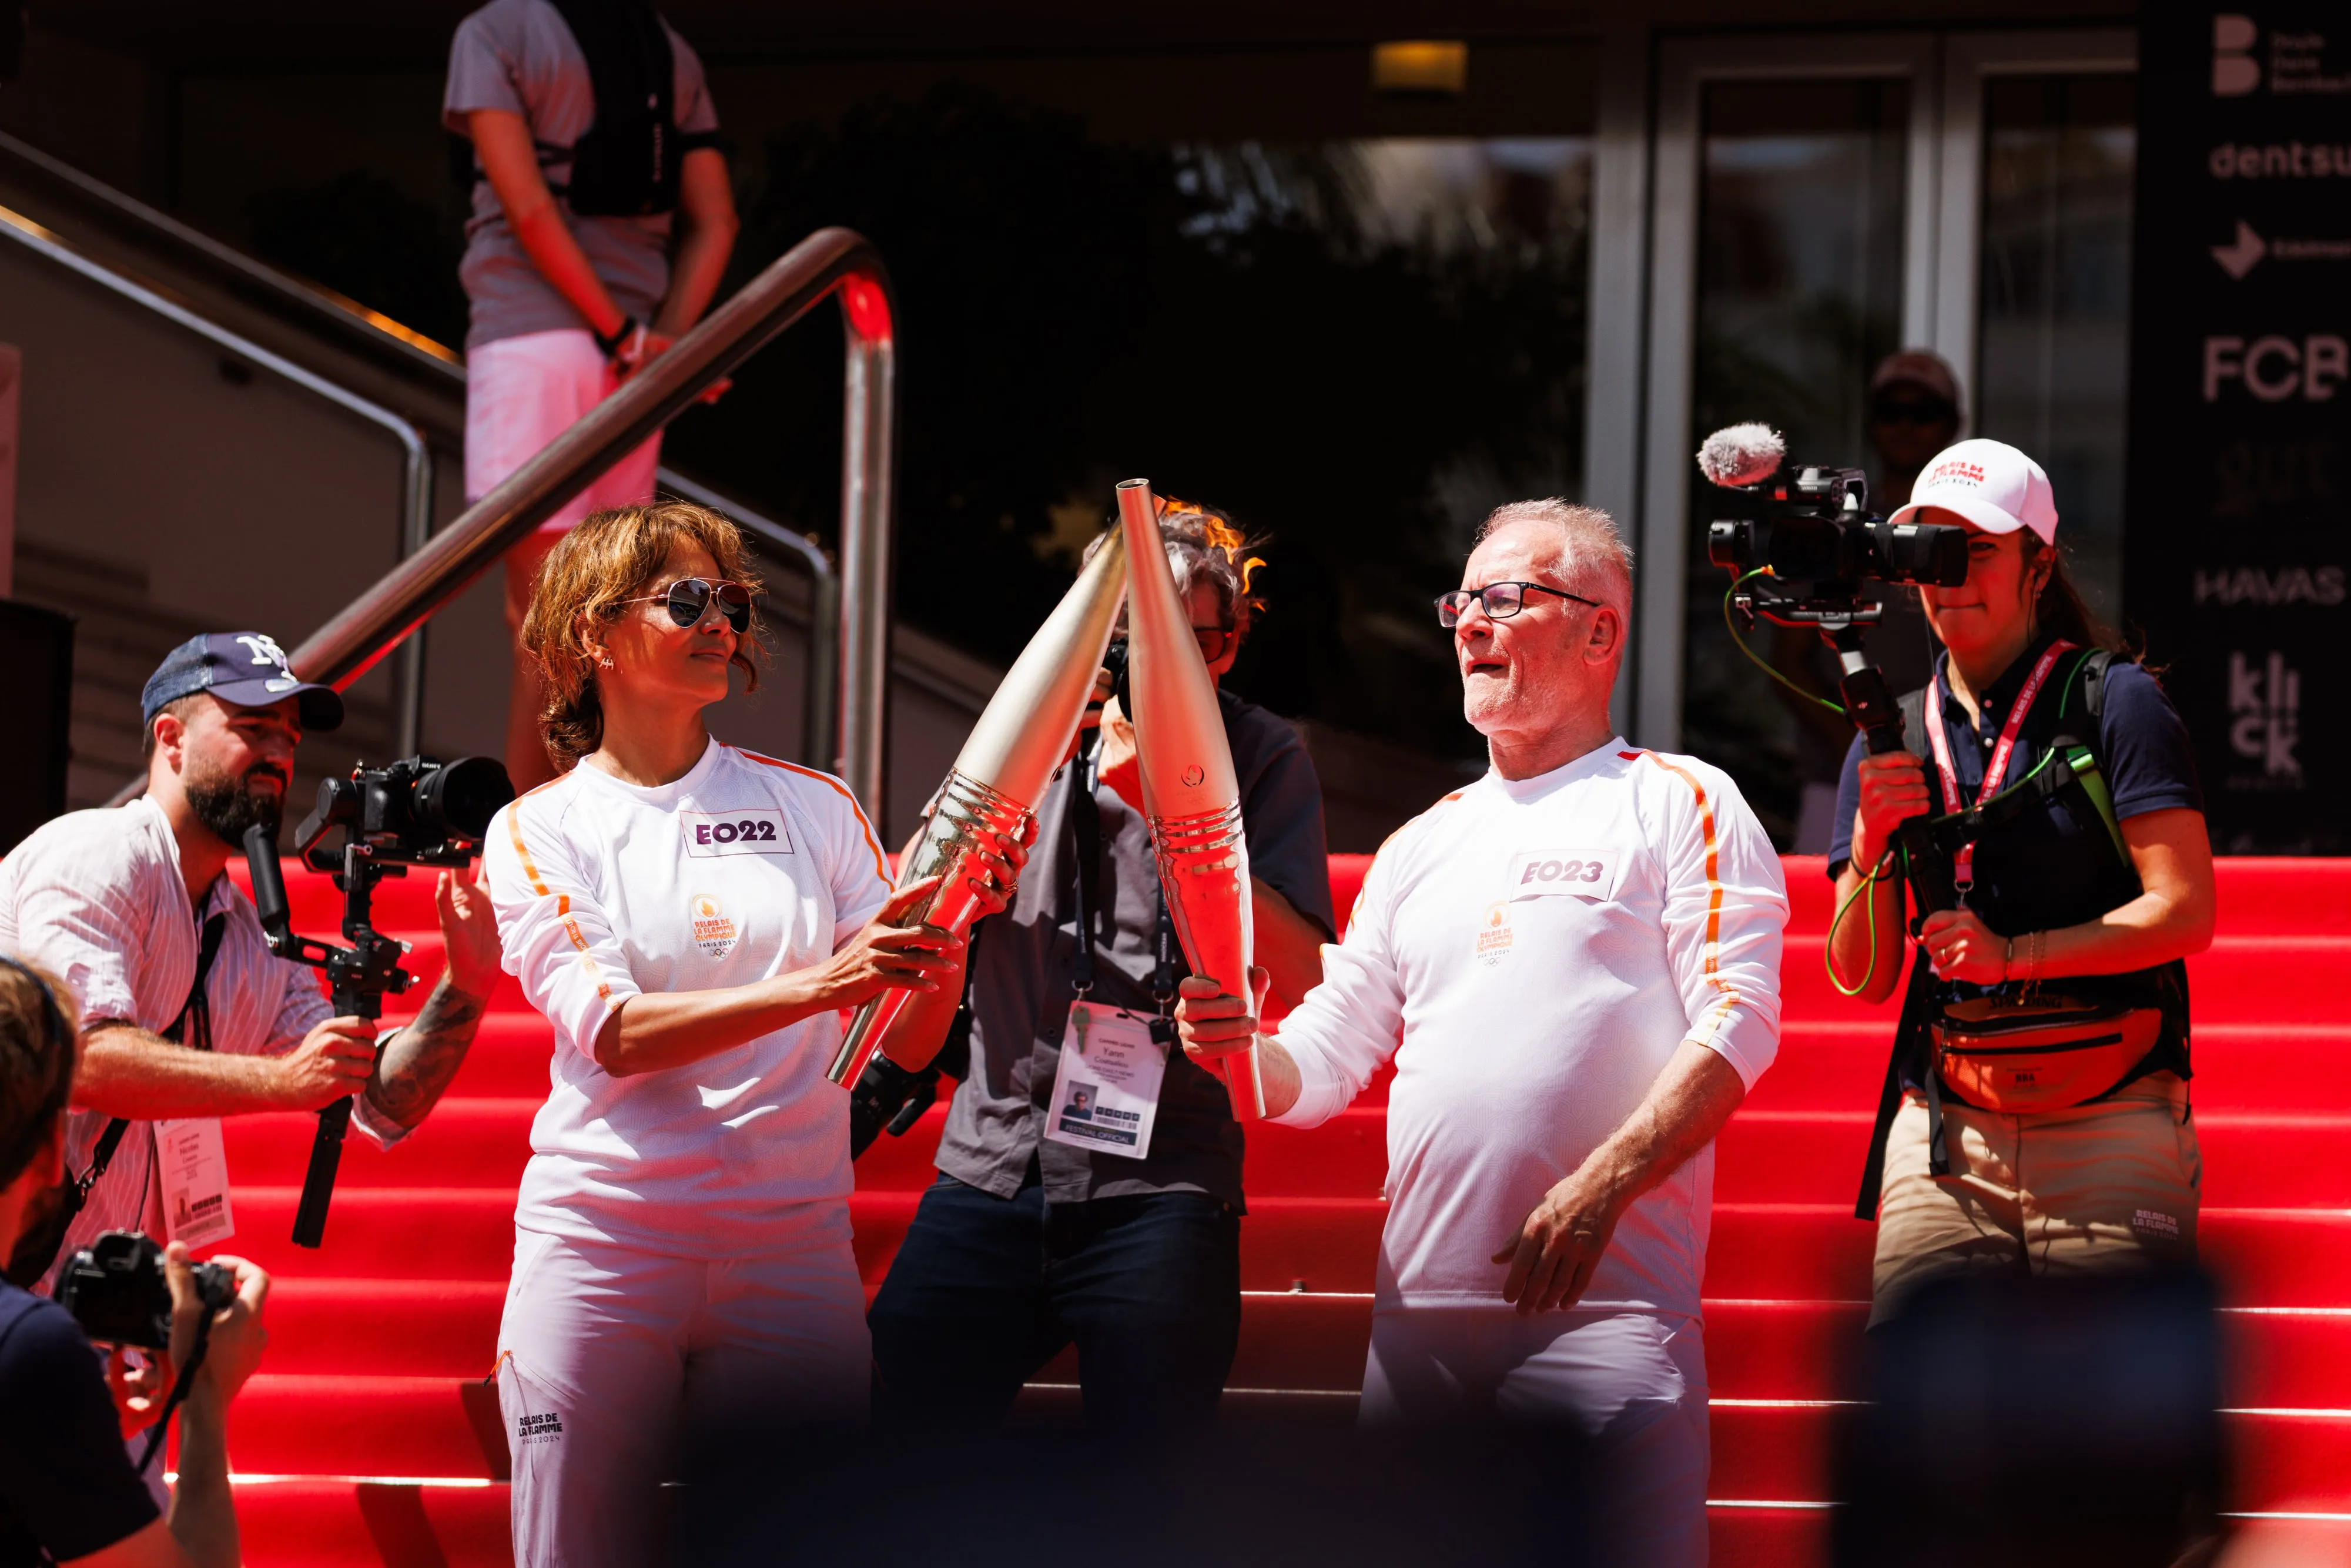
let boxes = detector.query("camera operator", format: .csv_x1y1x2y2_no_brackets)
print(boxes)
1,956,270,1568
865,502,1334,1433
1825,440,2215,1321
0,634,503,1312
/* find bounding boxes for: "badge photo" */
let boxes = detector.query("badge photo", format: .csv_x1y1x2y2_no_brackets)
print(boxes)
682,808,794,858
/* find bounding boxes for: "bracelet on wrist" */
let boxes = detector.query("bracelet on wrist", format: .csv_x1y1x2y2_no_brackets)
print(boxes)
592,316,639,359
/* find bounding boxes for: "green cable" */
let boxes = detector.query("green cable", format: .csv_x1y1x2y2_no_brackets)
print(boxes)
1825,841,1900,997
1724,572,1847,716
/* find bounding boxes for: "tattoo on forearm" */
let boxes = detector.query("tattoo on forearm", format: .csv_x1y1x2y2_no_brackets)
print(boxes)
366,974,487,1128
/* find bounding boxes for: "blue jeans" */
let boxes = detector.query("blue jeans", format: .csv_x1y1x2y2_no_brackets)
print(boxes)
867,1174,1241,1432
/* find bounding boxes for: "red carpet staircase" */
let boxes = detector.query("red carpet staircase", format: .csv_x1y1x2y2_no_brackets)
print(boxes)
207,856,2351,1564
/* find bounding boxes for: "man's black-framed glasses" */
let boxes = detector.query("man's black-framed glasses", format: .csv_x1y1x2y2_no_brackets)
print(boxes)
1435,581,1599,629
619,577,755,634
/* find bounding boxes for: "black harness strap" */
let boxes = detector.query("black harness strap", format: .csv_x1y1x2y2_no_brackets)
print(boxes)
1860,654,2121,1217
7,910,226,1287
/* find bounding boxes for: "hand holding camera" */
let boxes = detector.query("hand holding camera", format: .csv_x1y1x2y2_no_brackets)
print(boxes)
64,1231,269,1450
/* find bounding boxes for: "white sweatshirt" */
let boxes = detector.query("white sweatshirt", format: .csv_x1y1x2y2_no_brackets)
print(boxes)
1272,741,1787,1317
483,740,892,1254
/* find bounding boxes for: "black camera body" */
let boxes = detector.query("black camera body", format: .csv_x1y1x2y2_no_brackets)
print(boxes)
294,755,513,873
58,1231,233,1351
1706,464,1970,602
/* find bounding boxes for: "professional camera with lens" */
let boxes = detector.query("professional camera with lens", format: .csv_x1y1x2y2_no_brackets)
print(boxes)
294,755,514,872
1696,423,1970,910
1706,466,1970,594
58,1231,233,1351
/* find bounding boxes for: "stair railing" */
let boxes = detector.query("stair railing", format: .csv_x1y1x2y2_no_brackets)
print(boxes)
289,226,896,807
0,199,437,745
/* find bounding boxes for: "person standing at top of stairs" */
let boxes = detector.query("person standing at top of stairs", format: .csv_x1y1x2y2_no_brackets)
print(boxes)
1825,438,2217,1322
1177,501,1789,1568
444,0,741,794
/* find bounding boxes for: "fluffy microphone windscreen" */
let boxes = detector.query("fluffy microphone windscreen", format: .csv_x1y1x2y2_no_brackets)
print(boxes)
1696,423,1786,489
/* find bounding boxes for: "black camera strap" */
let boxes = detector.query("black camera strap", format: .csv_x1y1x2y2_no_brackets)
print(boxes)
1067,737,1183,1044
4,913,226,1289
134,1292,217,1477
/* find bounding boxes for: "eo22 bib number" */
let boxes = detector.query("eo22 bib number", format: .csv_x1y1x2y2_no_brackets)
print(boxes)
682,809,795,857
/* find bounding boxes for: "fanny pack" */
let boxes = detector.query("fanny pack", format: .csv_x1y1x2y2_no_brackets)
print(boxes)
1931,993,2165,1114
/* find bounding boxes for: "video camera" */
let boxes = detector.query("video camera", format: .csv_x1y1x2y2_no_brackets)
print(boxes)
243,756,514,1247
1699,423,1970,911
58,1230,233,1351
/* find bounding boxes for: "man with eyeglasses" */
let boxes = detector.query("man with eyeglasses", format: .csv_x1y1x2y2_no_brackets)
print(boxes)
865,501,1334,1433
1176,501,1787,1565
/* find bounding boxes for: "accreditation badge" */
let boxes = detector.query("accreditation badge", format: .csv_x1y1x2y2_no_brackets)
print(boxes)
155,1118,235,1249
1041,1001,1167,1160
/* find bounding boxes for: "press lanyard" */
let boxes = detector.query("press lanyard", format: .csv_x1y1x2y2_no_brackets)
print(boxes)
1067,740,1183,1031
1924,639,2075,897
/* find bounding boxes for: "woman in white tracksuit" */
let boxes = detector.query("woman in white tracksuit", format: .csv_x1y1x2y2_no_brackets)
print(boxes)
481,500,1017,1567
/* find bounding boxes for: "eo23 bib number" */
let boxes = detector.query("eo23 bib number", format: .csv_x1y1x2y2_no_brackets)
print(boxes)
682,809,794,857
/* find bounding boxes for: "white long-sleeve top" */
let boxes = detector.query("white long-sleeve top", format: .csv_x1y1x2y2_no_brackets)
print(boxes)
1271,740,1787,1316
0,797,403,1270
482,740,891,1254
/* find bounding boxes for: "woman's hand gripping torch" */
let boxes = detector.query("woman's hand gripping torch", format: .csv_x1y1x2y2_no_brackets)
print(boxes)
1114,478,1265,1120
828,528,1131,1088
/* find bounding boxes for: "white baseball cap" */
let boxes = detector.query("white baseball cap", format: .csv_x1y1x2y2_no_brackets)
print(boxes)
1886,438,2058,545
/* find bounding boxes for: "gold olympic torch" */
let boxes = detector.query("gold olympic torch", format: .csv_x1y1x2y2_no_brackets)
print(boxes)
827,529,1130,1087
1114,478,1264,1120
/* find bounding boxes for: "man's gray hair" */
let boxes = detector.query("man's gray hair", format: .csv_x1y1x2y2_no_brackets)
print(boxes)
1475,500,1633,616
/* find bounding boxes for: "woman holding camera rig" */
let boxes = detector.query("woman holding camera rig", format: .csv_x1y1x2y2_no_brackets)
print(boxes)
481,501,1022,1567
1824,439,2215,1322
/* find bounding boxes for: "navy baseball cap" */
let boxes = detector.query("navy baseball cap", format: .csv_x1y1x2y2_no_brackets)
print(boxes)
140,632,344,732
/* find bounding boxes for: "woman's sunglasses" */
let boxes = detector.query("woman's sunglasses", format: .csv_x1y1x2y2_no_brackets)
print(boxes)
618,577,754,633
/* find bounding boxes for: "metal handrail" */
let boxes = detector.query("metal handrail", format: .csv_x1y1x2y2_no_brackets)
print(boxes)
0,200,437,749
290,226,896,805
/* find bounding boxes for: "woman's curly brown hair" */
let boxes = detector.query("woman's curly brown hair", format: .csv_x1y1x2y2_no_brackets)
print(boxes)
521,501,765,771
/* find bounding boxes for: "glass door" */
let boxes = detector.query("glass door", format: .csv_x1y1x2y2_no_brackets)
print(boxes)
1637,34,1938,846
1632,29,2133,849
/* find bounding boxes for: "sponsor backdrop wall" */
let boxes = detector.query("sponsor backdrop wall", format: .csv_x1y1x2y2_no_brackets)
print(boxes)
2127,6,2351,852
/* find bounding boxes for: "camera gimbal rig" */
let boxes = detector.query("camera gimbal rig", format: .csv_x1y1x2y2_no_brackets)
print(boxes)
242,756,513,1247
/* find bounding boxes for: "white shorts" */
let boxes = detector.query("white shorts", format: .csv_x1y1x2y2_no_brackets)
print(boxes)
1361,1306,1710,1568
496,1222,870,1568
464,327,662,534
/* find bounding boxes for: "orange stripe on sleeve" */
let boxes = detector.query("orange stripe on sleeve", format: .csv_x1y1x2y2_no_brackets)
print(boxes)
504,780,611,1006
735,748,892,887
1632,751,1725,978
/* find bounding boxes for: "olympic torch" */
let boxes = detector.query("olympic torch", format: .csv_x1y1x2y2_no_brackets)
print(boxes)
827,529,1130,1087
1114,478,1263,1120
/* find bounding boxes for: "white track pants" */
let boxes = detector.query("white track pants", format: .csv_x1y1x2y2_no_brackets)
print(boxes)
1361,1307,1710,1568
495,1223,870,1568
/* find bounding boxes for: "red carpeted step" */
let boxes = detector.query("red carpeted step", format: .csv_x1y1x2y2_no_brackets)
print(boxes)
1746,1023,2351,1115
1717,1108,2351,1208
1707,1403,2351,1513
226,1375,501,1479
1706,1505,1832,1564
263,1279,504,1377
226,1101,538,1190
1702,1204,2351,1306
1780,855,2351,934
1778,935,2351,1020
442,1014,557,1099
229,1479,509,1568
